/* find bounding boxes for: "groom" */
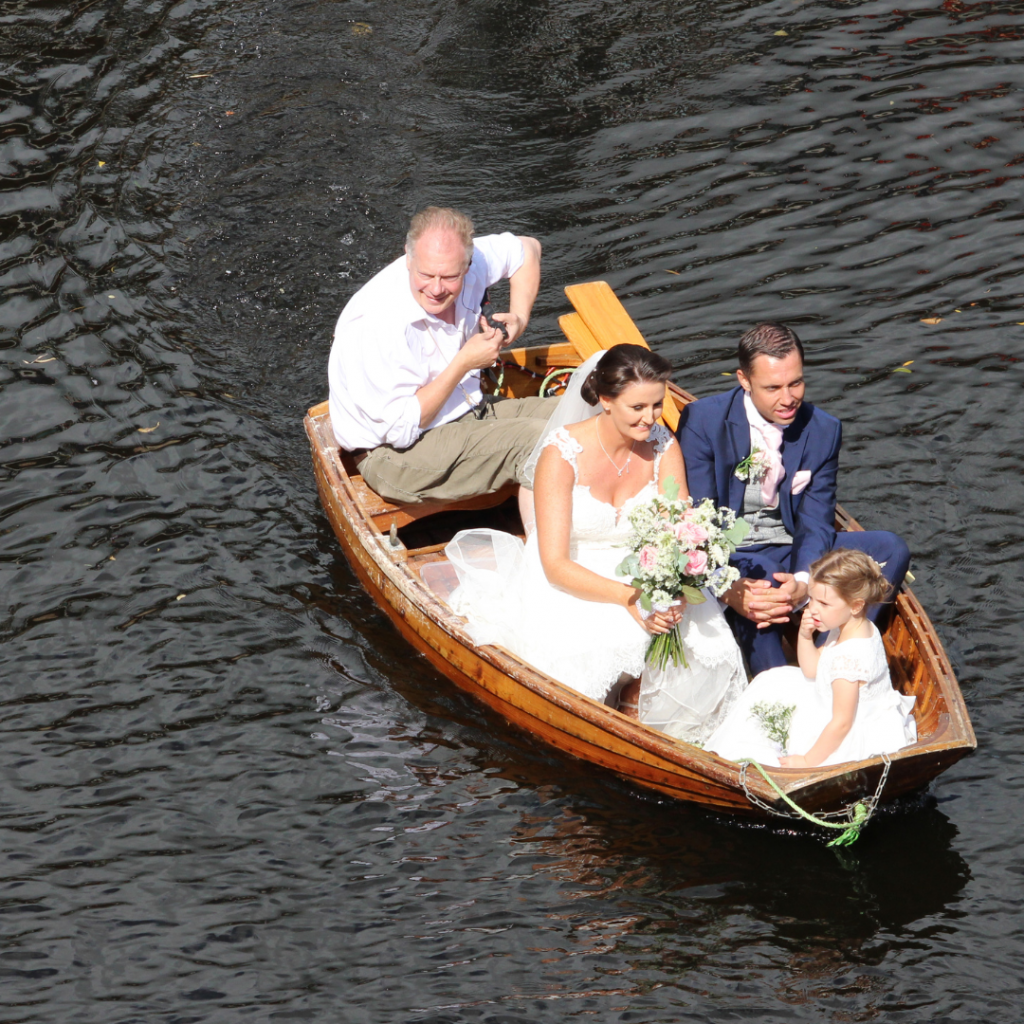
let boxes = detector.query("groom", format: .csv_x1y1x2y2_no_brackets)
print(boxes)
676,322,909,675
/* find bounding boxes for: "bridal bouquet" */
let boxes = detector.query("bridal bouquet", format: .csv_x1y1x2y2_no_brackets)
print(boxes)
615,478,749,669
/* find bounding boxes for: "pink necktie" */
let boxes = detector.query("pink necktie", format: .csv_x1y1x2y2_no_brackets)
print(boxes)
760,423,784,508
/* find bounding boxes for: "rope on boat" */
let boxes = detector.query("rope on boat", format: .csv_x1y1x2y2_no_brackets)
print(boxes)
488,362,572,396
485,363,505,393
738,753,892,847
539,367,576,397
498,359,543,380
490,363,574,397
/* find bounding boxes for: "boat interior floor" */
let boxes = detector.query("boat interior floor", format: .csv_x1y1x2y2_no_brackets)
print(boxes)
401,500,523,602
399,499,524,553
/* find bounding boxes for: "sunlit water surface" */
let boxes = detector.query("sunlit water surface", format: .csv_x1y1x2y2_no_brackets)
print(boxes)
1,0,1022,1020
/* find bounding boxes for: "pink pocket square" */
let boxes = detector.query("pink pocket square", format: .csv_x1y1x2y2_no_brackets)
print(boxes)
791,470,812,496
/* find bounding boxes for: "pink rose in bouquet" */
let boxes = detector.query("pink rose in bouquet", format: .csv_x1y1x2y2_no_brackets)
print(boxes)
639,545,659,570
673,521,709,547
685,549,708,576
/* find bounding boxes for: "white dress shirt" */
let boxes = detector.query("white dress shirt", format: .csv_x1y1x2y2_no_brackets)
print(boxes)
328,233,525,451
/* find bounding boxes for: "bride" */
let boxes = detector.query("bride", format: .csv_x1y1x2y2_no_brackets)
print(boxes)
446,344,747,743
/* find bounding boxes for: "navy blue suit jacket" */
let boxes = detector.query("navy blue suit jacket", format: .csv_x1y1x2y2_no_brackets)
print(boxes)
676,387,841,575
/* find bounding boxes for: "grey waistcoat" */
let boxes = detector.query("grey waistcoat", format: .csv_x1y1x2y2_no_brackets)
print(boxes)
737,474,793,547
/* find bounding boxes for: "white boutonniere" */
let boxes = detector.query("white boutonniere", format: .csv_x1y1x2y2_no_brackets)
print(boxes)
734,447,767,482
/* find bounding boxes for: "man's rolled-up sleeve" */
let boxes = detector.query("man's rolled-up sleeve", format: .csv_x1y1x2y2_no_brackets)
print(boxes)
380,395,423,450
472,232,525,288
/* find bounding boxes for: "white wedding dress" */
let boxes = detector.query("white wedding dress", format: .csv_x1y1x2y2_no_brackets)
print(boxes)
446,423,747,745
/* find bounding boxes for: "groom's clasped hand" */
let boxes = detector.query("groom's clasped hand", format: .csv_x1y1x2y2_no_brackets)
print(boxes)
727,574,805,629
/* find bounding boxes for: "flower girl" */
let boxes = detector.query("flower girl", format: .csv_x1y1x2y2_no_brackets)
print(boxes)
705,548,917,768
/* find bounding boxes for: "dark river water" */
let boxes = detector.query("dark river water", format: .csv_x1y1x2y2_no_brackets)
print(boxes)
2,0,1023,1019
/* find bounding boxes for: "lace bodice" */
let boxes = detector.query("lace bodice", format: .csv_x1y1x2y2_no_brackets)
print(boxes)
817,625,892,700
542,424,675,545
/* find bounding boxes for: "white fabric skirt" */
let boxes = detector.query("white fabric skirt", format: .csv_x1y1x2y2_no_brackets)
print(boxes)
705,666,917,767
445,529,747,745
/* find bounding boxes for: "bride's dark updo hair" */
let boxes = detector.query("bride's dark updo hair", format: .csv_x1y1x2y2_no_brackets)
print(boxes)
580,344,673,406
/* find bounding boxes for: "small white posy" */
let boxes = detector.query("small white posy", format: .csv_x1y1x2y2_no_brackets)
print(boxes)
790,469,812,495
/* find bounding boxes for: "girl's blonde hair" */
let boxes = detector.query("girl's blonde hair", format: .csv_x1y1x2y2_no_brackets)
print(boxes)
808,548,892,609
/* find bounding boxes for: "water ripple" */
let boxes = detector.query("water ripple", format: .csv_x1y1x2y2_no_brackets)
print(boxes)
1,0,1022,1021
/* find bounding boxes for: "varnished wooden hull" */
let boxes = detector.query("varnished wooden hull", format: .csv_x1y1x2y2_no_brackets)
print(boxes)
307,283,975,820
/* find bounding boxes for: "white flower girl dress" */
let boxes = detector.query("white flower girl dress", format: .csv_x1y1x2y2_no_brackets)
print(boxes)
704,623,917,766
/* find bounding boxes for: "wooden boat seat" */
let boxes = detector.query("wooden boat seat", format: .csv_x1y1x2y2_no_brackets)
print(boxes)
346,469,518,533
306,400,519,533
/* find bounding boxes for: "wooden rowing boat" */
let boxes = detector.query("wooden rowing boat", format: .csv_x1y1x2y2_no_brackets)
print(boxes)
305,282,976,819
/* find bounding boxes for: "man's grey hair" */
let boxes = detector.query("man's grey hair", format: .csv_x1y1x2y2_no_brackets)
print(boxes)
405,206,475,267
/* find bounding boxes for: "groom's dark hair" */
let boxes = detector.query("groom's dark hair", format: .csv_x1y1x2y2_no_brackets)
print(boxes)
737,323,804,376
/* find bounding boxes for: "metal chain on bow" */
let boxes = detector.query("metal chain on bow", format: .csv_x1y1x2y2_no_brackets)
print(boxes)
738,753,892,847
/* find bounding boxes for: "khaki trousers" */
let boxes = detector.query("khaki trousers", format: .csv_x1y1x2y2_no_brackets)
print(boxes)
359,396,558,505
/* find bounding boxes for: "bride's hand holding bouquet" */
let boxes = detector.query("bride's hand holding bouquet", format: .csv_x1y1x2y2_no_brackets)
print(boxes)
625,589,683,636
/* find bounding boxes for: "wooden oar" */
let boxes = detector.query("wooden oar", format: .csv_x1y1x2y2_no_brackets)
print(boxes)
562,281,681,431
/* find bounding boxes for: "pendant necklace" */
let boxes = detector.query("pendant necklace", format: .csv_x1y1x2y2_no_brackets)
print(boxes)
596,417,636,477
